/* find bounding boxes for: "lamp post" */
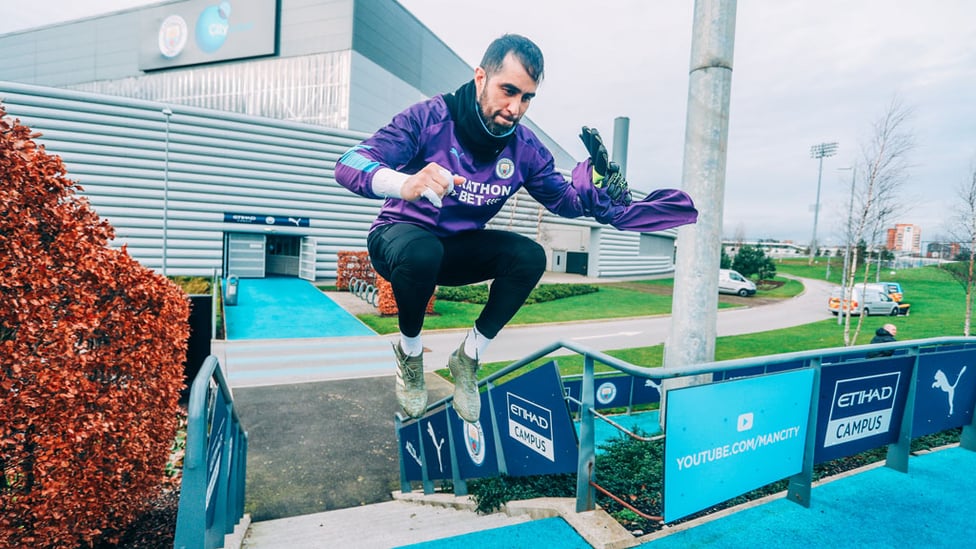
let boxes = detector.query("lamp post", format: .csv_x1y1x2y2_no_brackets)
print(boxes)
162,108,173,277
809,142,839,265
838,166,855,325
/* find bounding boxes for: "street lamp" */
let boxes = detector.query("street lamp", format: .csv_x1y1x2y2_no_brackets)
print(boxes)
162,108,173,277
809,142,839,265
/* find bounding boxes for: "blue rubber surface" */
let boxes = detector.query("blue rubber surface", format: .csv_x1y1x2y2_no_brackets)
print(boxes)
638,446,976,548
576,410,662,450
395,517,590,549
223,277,375,340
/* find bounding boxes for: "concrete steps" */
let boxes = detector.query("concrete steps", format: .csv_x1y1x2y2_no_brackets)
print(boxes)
213,335,395,388
241,500,532,549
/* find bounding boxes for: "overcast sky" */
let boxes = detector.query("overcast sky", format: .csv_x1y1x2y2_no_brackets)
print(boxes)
4,1,975,245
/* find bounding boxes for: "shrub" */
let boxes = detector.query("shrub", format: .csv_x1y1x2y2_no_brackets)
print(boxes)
0,106,190,548
436,283,600,305
592,430,664,526
468,473,575,514
732,244,777,280
524,283,600,304
171,276,211,295
436,284,491,304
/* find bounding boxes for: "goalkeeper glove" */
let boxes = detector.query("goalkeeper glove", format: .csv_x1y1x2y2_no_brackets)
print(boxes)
579,126,632,206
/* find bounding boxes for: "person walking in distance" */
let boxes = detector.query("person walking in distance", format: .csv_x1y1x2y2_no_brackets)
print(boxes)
868,323,898,358
335,34,697,422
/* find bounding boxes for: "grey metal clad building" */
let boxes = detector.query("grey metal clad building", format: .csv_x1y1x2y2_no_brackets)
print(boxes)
0,0,677,280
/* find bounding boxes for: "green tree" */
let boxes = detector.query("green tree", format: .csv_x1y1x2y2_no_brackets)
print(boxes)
757,256,778,281
731,244,775,279
720,245,732,269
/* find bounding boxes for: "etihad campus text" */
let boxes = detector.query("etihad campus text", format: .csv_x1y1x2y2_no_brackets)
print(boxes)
675,426,802,471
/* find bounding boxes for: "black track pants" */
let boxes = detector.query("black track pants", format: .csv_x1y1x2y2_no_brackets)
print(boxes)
367,224,546,339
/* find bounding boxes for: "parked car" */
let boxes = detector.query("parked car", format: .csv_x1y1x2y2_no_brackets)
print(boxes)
828,285,899,316
719,269,756,297
864,282,910,315
875,281,904,302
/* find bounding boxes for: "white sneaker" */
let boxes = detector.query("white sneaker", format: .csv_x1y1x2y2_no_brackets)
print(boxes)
393,343,427,418
447,343,480,422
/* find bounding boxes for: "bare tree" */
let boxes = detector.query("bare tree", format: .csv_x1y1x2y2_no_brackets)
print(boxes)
840,98,915,346
945,161,976,335
733,223,747,246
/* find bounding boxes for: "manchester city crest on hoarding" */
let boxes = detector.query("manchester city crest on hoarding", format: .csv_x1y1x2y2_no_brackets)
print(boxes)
464,420,486,466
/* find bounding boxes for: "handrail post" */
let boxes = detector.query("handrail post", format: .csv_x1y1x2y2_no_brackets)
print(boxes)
786,357,821,508
233,427,248,524
962,406,976,452
395,415,412,494
420,416,433,495
486,382,509,475
447,412,468,496
576,354,597,512
886,348,920,472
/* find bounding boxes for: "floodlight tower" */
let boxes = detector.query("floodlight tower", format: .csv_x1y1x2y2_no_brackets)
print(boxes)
808,141,838,264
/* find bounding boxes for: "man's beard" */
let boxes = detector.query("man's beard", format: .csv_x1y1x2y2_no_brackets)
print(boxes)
477,89,518,136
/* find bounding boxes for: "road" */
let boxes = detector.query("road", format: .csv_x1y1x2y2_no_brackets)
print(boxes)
417,276,836,371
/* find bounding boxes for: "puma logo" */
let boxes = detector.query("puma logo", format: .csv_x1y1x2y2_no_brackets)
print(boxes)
427,421,445,472
932,366,967,416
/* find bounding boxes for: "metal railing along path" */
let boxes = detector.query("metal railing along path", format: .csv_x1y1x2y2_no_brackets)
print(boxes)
175,356,249,549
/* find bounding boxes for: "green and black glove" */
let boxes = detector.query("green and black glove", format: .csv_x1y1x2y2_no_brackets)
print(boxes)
579,126,632,206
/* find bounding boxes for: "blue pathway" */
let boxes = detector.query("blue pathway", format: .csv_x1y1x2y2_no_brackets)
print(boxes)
397,517,590,549
224,277,375,340
639,446,976,548
576,410,661,449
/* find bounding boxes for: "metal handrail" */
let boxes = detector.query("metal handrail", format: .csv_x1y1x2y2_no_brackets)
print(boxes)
174,356,248,549
564,394,661,442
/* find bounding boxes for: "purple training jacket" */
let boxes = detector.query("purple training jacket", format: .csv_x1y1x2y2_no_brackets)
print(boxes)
335,94,697,236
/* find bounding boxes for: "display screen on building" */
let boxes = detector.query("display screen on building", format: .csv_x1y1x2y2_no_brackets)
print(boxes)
139,0,277,71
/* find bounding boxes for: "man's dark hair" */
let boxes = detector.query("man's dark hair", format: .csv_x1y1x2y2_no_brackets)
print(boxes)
480,34,545,83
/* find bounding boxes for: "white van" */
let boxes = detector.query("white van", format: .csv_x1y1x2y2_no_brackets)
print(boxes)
719,269,757,297
828,285,899,316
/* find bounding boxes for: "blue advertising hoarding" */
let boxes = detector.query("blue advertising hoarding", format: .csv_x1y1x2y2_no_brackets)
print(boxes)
913,351,976,437
450,391,500,479
815,357,914,463
564,374,661,413
491,361,578,477
631,376,662,407
664,369,814,522
399,421,423,483
419,410,452,481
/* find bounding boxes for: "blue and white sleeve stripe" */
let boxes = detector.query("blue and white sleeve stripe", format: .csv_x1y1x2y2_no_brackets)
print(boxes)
338,145,381,173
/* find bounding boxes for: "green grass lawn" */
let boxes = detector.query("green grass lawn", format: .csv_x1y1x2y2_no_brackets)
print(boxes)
450,262,970,381
337,261,968,382
355,275,802,334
